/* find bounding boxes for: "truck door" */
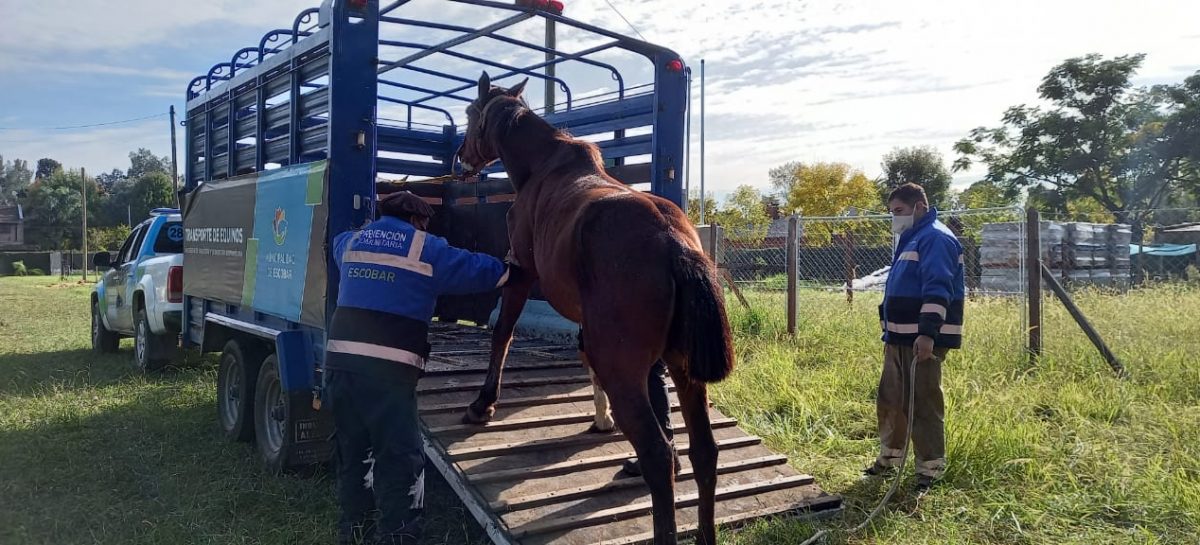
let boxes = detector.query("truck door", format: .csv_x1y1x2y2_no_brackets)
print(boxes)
111,224,148,332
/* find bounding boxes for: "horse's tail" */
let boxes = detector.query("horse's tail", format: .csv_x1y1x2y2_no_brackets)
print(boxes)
670,241,735,383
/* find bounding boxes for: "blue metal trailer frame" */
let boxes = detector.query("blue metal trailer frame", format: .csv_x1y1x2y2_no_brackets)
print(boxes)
182,0,688,470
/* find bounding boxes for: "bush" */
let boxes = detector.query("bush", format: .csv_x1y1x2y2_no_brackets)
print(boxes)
28,268,46,276
1187,264,1200,287
12,261,27,276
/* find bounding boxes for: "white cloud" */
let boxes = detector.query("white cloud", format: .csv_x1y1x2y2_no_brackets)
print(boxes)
3,0,1199,196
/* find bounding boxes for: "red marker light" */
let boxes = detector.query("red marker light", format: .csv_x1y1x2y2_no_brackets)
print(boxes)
666,59,684,73
548,0,565,12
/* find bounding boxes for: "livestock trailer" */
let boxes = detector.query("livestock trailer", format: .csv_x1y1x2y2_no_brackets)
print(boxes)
181,1,839,541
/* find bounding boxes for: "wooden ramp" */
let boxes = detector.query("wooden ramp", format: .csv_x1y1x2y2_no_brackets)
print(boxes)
419,323,842,545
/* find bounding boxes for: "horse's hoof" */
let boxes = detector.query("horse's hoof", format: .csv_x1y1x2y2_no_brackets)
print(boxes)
462,404,495,424
586,422,617,434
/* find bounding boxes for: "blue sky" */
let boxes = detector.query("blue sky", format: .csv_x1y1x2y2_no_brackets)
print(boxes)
1,0,1198,202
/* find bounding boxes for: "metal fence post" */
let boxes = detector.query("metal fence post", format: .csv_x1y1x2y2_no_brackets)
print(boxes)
787,215,798,335
1026,207,1042,362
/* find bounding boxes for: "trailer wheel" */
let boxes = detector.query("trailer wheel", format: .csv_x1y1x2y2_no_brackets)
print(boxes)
134,308,173,371
91,300,119,354
217,340,260,442
254,355,295,474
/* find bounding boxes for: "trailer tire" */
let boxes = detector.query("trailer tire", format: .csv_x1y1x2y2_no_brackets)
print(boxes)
217,340,260,442
254,355,295,474
134,308,174,371
91,300,120,354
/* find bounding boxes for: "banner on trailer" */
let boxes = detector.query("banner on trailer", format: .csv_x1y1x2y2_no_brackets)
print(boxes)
182,161,329,328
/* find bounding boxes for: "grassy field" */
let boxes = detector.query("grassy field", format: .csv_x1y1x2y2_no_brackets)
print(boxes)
1,276,1197,544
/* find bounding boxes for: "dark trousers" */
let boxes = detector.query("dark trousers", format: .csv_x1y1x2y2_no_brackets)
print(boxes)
325,368,424,545
876,343,949,478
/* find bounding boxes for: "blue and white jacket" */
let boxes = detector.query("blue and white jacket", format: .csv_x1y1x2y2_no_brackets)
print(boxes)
880,208,965,349
325,216,509,380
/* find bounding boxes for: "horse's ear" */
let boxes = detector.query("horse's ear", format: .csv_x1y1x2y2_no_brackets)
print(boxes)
507,77,529,98
478,72,491,98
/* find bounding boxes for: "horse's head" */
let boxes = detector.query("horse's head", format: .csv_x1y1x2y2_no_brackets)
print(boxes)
456,71,528,177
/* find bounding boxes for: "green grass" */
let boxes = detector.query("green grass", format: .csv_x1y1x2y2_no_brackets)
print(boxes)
0,276,482,545
715,287,1200,545
1,276,1197,544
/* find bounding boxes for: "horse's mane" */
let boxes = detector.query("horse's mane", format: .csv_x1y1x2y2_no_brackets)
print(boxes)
486,96,607,178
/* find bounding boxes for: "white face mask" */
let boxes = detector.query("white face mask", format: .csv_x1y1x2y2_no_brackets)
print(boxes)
891,214,914,235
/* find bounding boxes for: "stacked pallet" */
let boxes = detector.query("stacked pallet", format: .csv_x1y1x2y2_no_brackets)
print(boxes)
979,221,1132,293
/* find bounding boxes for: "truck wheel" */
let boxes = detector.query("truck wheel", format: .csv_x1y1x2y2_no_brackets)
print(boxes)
217,340,259,442
254,355,295,474
134,308,174,372
91,301,119,354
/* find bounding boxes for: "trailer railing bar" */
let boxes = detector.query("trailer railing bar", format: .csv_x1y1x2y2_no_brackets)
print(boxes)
411,39,620,108
380,39,572,108
377,15,624,98
378,95,456,129
380,0,416,15
380,78,473,103
291,7,321,42
376,12,532,75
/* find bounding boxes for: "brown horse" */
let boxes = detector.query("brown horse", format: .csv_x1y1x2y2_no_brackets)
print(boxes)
456,72,735,545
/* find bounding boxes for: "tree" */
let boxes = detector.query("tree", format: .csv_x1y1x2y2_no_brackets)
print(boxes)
35,158,62,181
776,162,880,217
103,172,175,226
0,155,33,205
880,146,953,208
768,160,804,196
95,168,126,195
126,148,170,179
954,54,1200,233
23,169,101,250
711,185,771,243
686,192,718,226
774,161,885,246
951,180,1019,210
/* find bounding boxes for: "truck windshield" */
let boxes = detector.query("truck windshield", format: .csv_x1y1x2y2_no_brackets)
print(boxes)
154,221,184,254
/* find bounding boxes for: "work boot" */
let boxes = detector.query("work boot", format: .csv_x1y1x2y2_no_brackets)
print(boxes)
861,461,896,479
914,474,937,494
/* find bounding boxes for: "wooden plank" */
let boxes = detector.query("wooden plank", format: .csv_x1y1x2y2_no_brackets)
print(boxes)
433,345,563,356
467,435,763,485
490,455,794,512
420,434,517,545
510,474,817,538
424,360,583,377
445,418,737,461
593,495,845,545
428,403,682,435
418,374,593,395
419,385,679,415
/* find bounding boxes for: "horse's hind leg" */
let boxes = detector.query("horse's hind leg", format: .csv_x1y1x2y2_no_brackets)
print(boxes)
666,358,718,545
605,376,678,545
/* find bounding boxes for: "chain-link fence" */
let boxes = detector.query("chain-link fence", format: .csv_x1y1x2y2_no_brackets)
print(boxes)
709,205,1199,370
710,207,1030,355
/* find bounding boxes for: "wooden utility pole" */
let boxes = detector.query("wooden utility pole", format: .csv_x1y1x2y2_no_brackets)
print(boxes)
170,105,180,206
1026,208,1041,362
786,215,798,335
544,20,556,115
81,167,88,282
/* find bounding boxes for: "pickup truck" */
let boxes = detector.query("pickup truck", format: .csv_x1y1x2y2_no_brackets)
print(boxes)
90,208,184,370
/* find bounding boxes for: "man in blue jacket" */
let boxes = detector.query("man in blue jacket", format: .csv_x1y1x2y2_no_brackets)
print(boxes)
325,191,513,544
865,183,964,493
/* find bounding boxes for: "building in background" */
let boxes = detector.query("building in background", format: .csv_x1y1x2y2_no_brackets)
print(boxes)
0,205,24,248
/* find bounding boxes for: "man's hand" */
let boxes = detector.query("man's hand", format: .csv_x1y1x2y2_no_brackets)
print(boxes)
914,335,935,363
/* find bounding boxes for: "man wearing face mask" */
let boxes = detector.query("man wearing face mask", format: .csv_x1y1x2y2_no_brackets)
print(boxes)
865,183,965,493
324,190,517,544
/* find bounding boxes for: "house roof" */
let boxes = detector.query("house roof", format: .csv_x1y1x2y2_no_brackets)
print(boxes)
0,205,22,223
